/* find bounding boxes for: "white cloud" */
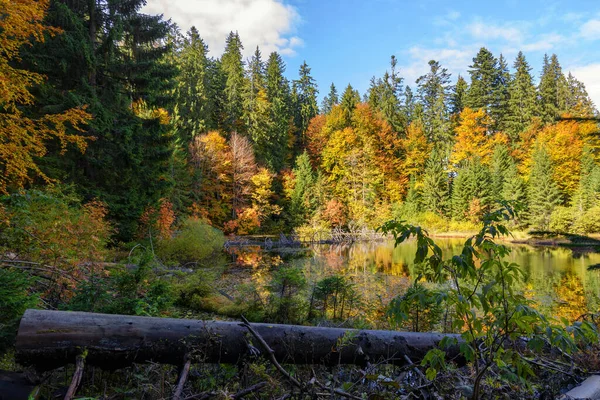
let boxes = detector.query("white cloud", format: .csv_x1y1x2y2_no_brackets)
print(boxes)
580,19,600,40
521,33,565,52
141,0,303,57
400,46,477,86
568,64,600,108
466,21,523,42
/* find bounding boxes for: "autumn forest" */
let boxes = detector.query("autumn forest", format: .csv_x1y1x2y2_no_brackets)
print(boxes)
3,0,600,399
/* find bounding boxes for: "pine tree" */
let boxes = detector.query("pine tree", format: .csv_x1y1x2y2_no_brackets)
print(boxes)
502,162,526,204
450,75,468,115
528,143,562,230
321,83,339,114
466,48,498,113
565,73,597,117
506,51,538,139
221,31,247,133
292,61,319,149
538,54,568,123
401,175,422,218
451,158,493,220
416,60,452,145
404,86,416,123
422,148,449,216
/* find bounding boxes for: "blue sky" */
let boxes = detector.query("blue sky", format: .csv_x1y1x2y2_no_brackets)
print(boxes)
143,0,600,106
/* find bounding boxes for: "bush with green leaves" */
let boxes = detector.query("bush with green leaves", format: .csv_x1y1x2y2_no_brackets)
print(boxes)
0,269,39,354
308,275,361,321
156,217,225,265
380,202,598,399
387,282,443,332
266,266,307,323
549,206,575,232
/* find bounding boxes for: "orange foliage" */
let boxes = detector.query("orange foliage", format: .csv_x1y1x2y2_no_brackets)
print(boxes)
156,200,176,240
322,199,347,228
0,0,90,194
450,108,494,166
305,114,327,166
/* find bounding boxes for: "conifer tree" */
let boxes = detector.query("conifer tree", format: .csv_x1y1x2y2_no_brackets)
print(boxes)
528,143,562,229
492,54,511,132
565,73,597,117
416,60,452,144
221,31,247,133
340,84,361,123
538,54,568,123
422,148,449,216
173,27,213,145
466,48,498,113
450,75,468,115
292,61,319,148
490,144,512,200
265,52,292,171
401,175,422,218
290,151,316,225
506,51,538,139
451,158,493,220
367,56,406,133
572,146,600,213
404,86,416,123
502,162,526,204
321,83,339,114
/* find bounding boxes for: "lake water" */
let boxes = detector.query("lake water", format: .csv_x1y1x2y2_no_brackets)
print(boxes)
229,238,600,325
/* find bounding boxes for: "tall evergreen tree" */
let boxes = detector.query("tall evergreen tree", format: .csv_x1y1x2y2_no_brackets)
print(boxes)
528,143,562,229
538,54,568,123
221,31,247,133
25,0,178,240
506,51,538,139
450,75,468,115
492,54,511,132
416,60,452,144
404,86,416,123
340,84,361,122
490,144,512,200
264,52,292,171
422,148,449,216
321,83,339,114
502,162,526,205
565,72,597,117
367,56,406,133
290,151,316,225
466,48,498,113
292,61,319,148
173,27,213,145
572,146,600,213
451,158,493,220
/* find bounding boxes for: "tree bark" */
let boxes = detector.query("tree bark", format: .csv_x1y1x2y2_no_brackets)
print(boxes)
16,309,462,371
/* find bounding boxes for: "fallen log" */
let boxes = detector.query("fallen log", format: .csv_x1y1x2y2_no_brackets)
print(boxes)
16,309,462,371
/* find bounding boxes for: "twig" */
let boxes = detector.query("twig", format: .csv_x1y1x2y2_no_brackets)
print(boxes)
232,381,267,399
173,353,192,400
403,354,427,381
310,367,362,400
240,315,303,390
64,351,86,400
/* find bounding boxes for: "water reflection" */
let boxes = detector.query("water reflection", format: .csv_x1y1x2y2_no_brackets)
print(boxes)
229,238,600,325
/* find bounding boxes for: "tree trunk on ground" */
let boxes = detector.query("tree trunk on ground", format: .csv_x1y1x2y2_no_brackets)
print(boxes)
16,309,462,371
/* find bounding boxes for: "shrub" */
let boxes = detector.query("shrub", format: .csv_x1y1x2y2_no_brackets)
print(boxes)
0,269,39,354
574,206,600,233
266,266,307,323
157,217,224,265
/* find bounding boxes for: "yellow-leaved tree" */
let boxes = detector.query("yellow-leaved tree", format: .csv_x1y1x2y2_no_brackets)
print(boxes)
0,0,90,194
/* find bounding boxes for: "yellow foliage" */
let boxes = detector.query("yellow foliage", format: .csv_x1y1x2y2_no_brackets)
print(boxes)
0,0,90,193
450,108,494,166
402,121,431,178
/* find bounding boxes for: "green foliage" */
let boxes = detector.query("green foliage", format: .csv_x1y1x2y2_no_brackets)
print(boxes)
528,144,562,230
67,254,174,316
310,275,361,321
0,269,39,354
416,60,452,144
266,266,307,323
422,148,450,216
549,206,575,232
506,52,538,138
156,218,225,265
380,203,597,399
387,282,442,332
290,152,318,226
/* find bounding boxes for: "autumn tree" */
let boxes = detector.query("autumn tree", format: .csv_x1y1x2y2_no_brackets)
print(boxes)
450,108,495,166
0,0,90,194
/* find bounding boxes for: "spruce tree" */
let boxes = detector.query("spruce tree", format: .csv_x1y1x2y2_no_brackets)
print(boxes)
221,31,247,133
340,84,361,122
565,73,597,117
466,48,498,112
367,56,406,133
502,162,526,205
528,144,562,230
265,52,292,171
492,54,511,132
290,151,316,225
292,61,319,148
451,158,493,220
422,148,449,216
416,60,452,144
538,54,568,123
450,75,468,115
404,86,416,123
321,83,339,114
572,146,600,213
490,144,512,200
506,51,538,139
401,175,422,218
173,27,213,145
